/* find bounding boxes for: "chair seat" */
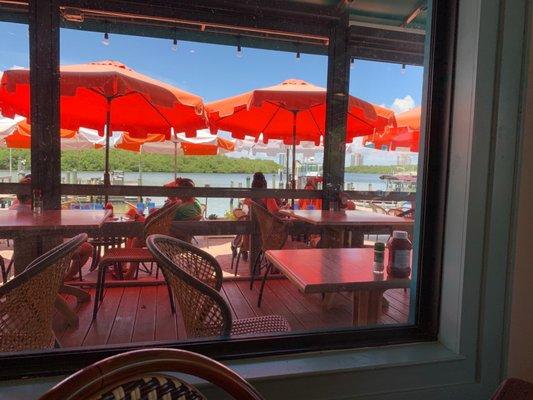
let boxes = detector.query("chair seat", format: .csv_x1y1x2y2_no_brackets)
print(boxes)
95,374,206,400
231,315,291,336
100,247,153,264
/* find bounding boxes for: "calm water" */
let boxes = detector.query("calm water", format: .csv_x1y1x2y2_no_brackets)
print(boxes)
2,170,386,216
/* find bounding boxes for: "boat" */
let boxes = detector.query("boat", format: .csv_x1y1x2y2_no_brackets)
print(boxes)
379,172,417,192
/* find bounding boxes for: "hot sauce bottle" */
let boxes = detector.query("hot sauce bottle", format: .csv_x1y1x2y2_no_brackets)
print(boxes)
386,231,412,278
105,202,114,217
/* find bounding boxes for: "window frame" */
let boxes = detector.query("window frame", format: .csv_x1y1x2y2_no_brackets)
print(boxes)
0,0,454,380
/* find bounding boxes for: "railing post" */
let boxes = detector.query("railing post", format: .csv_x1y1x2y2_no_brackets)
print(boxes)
323,9,350,210
29,0,61,210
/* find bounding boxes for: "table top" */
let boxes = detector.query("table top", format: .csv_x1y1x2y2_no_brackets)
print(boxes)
0,209,111,234
279,209,413,227
265,248,410,293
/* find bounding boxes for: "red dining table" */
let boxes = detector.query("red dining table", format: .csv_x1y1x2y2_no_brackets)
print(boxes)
0,209,111,326
265,247,411,326
279,209,413,247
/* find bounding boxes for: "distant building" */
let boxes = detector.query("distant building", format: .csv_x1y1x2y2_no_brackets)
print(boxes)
397,153,412,166
350,153,364,166
278,153,286,166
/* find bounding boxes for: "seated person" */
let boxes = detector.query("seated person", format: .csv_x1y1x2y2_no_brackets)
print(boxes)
298,181,323,210
10,175,94,281
166,177,203,243
170,178,203,221
244,172,287,215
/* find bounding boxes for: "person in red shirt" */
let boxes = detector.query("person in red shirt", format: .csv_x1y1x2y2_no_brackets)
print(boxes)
244,172,286,214
298,181,322,210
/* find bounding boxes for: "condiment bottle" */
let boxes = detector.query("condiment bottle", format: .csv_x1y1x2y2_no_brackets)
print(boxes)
32,188,43,214
386,231,412,278
105,202,114,217
373,242,385,273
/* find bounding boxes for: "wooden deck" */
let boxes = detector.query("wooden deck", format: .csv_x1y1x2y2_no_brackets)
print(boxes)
54,280,410,348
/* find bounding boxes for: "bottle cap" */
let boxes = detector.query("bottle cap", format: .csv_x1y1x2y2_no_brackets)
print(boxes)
392,231,409,239
374,242,385,251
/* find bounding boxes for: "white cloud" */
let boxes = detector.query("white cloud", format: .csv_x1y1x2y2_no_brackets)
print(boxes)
390,95,416,113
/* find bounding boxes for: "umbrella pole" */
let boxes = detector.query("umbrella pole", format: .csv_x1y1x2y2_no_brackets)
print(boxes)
9,149,12,182
173,141,178,180
291,110,297,190
104,98,111,204
285,147,290,189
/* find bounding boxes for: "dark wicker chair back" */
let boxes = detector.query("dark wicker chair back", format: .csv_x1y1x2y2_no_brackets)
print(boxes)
147,234,233,338
0,234,87,352
38,348,265,400
250,201,288,251
143,201,180,241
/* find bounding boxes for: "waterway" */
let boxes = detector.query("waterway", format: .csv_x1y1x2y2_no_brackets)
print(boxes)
1,170,388,216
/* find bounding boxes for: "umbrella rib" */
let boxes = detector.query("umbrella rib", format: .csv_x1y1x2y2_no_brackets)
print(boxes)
259,106,283,139
135,92,173,129
307,108,323,136
85,88,173,131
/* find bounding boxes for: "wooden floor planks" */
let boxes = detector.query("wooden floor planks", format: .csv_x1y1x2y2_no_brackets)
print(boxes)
54,280,410,348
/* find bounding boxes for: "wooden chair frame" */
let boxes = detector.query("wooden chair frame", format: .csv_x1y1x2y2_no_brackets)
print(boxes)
38,348,265,400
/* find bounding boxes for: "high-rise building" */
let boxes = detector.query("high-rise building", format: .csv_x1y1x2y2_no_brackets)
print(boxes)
350,153,364,166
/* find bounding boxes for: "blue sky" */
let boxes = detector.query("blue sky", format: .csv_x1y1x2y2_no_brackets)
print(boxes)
0,21,422,164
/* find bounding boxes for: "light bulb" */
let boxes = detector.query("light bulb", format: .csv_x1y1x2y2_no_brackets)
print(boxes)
236,44,243,58
296,51,301,61
350,58,355,70
171,38,178,52
102,32,109,46
401,64,406,75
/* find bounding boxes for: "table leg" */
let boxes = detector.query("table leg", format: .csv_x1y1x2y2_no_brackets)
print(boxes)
349,231,365,248
322,293,336,310
352,289,384,326
320,227,345,248
13,236,41,275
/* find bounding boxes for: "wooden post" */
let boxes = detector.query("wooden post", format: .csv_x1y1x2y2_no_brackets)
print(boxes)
29,0,60,210
322,10,350,210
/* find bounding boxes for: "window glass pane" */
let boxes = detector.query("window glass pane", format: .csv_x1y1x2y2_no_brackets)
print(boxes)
0,20,29,182
0,2,435,367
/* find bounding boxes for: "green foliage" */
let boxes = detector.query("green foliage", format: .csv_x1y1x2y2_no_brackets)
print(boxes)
344,164,418,174
0,148,281,174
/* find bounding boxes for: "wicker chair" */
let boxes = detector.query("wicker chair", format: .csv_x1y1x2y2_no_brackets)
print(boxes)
92,202,180,319
249,202,307,307
38,348,265,400
0,234,87,352
147,234,290,339
230,208,250,276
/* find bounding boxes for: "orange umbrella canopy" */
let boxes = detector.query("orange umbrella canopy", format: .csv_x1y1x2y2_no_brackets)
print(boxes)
114,132,167,152
0,60,207,138
363,106,421,152
4,120,76,149
206,79,394,145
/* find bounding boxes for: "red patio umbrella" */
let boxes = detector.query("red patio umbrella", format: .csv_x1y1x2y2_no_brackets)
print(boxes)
0,60,207,198
206,79,393,188
363,106,421,152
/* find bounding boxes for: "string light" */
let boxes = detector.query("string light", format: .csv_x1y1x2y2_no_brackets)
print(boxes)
171,28,178,51
236,36,243,58
295,43,301,61
102,21,110,46
401,64,406,75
